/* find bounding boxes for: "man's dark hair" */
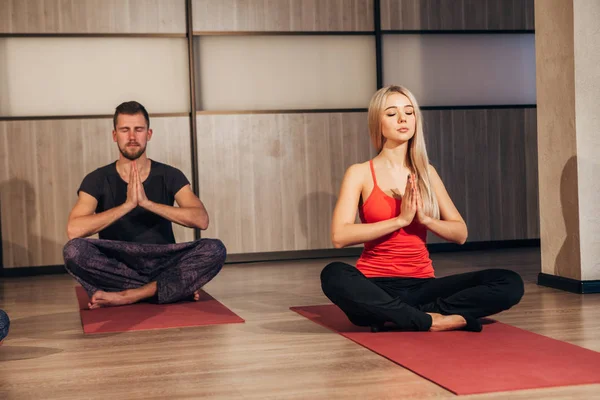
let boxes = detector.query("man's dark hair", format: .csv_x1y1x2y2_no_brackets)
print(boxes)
113,101,150,129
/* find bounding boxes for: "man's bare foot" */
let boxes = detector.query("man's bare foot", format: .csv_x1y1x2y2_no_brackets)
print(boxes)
88,290,135,309
427,313,467,332
88,282,157,309
193,290,200,301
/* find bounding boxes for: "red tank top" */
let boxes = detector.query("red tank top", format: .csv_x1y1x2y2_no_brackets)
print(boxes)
355,160,435,278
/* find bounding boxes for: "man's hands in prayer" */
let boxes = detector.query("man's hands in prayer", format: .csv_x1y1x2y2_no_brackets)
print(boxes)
121,160,209,230
124,161,150,211
124,163,138,210
133,162,150,208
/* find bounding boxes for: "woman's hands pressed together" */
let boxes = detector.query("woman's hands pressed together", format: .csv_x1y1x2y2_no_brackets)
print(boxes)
397,173,432,228
397,174,417,227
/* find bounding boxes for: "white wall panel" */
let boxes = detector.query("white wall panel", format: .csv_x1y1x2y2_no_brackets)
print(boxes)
0,38,190,116
196,35,376,110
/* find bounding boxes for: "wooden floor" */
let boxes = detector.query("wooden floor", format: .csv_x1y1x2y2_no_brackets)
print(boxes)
1,247,600,399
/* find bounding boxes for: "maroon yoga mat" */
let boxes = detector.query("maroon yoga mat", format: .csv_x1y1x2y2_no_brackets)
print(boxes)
291,304,600,395
75,286,244,334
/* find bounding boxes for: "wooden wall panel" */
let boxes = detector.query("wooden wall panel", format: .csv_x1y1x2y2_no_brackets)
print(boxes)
0,117,194,268
145,118,196,247
425,108,539,243
381,0,535,31
524,107,539,238
192,0,374,32
198,108,538,254
462,109,491,240
196,112,374,254
0,0,186,34
2,109,538,266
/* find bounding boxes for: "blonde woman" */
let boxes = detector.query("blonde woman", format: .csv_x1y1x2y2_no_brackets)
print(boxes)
321,86,524,332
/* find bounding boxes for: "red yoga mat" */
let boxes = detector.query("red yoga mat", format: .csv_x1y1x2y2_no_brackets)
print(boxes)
291,304,600,395
75,286,244,334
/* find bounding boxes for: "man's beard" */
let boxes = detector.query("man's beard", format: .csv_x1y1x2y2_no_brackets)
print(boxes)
119,143,146,161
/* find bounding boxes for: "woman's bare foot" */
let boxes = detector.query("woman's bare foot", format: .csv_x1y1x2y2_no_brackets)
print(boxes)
193,290,200,301
427,313,467,332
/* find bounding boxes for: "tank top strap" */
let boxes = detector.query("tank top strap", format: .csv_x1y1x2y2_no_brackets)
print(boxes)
369,159,378,187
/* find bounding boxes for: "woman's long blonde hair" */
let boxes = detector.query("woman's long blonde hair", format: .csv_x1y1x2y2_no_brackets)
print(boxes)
368,85,440,219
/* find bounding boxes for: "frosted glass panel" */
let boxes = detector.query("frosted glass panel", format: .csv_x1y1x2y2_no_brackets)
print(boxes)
196,35,376,110
382,34,536,106
0,38,190,116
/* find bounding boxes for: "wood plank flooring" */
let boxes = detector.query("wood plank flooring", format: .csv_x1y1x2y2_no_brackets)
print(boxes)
1,247,599,399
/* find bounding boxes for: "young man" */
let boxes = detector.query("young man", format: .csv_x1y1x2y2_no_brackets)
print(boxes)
63,101,225,309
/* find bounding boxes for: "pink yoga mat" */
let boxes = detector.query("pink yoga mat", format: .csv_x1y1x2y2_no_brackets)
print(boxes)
76,286,244,334
291,304,600,395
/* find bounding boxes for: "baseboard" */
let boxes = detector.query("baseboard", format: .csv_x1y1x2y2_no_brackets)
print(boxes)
428,239,540,253
1,265,67,278
1,239,540,277
225,248,363,264
537,273,600,294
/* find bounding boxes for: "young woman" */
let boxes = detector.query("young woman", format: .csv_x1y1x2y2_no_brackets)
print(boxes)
321,86,524,332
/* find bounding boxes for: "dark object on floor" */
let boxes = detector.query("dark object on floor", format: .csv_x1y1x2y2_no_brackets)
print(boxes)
0,309,9,343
